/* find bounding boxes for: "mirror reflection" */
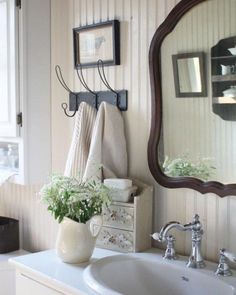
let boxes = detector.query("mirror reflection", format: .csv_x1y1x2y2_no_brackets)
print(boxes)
172,53,206,97
159,0,236,184
177,57,201,92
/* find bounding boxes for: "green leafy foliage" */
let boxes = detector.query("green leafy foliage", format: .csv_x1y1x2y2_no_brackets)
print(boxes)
40,174,111,224
162,155,216,181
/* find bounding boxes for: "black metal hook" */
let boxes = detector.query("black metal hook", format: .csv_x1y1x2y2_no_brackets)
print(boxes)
61,102,77,117
55,61,127,118
55,65,77,117
55,65,73,93
76,67,96,95
76,65,98,108
97,59,118,106
97,60,118,93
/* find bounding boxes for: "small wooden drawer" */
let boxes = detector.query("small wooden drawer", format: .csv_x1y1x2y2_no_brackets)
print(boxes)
102,205,134,230
97,227,134,252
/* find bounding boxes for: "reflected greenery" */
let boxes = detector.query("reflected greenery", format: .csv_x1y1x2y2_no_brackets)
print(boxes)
162,154,216,181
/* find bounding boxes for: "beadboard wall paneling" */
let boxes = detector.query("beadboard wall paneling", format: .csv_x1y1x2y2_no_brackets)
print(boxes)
0,183,58,251
0,0,236,262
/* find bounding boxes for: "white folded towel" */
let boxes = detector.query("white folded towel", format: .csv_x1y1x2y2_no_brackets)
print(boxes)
83,102,128,181
64,102,97,181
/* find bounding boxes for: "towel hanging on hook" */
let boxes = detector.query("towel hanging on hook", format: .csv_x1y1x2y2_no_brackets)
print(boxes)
55,60,128,118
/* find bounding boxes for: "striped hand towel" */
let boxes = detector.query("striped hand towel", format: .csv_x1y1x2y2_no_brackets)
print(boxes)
64,102,97,181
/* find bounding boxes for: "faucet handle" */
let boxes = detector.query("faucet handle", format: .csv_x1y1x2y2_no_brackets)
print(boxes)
221,249,236,263
163,235,178,260
151,233,178,260
191,214,203,232
193,214,200,222
151,232,162,242
215,248,236,276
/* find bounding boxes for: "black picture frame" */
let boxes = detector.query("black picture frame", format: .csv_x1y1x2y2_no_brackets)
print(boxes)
172,52,207,97
73,20,120,68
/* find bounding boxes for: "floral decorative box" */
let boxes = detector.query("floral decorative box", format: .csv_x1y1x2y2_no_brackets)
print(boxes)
96,180,153,252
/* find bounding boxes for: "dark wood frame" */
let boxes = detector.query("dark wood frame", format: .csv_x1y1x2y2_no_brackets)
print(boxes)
172,52,207,97
148,0,236,197
73,20,120,68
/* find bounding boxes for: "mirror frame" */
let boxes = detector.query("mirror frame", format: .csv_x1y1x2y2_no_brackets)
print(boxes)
148,0,236,197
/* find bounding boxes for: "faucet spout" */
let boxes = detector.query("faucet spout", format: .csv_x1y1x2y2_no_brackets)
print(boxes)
158,221,185,242
157,217,198,242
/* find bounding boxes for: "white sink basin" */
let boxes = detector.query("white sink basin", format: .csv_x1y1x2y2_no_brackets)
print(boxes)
83,251,236,295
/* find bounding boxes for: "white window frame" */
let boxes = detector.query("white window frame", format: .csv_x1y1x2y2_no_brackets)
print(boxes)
0,0,20,138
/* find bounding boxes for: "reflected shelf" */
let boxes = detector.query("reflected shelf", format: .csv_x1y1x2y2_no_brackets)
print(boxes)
212,74,236,82
211,56,236,60
213,96,236,104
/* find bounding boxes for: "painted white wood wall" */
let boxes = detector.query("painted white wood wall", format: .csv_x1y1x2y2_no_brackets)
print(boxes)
0,0,236,262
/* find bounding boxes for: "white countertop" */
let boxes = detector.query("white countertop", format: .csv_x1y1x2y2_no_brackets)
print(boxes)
8,248,236,295
0,249,28,270
9,248,121,295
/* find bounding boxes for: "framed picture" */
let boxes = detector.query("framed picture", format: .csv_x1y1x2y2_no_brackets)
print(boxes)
73,20,120,68
172,52,207,97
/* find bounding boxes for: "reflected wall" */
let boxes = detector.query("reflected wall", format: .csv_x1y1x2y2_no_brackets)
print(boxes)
160,0,236,184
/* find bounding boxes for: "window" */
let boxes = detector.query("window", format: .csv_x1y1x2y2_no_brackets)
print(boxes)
0,0,19,137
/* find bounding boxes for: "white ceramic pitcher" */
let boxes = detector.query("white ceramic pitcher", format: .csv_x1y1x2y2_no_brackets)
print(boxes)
55,215,102,263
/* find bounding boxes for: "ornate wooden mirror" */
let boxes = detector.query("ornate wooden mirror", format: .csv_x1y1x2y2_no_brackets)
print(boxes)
148,0,236,197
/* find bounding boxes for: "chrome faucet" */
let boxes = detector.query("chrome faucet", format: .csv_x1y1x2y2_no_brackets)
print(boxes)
215,249,236,276
152,214,205,268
